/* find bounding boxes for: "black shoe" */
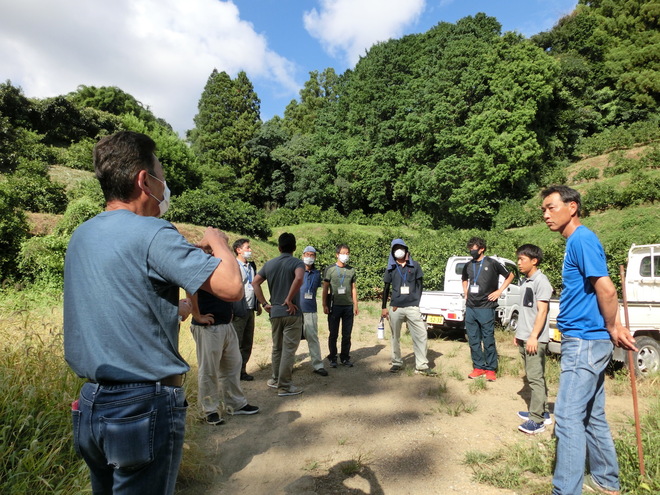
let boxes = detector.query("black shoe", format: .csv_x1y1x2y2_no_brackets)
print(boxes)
389,364,402,373
313,368,329,376
240,373,254,381
232,404,260,415
329,360,338,368
341,359,354,367
206,412,224,425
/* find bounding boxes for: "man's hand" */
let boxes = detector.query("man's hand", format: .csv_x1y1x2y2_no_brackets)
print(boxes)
194,313,215,325
283,299,298,315
381,308,389,320
323,305,329,315
354,305,359,316
610,323,637,351
525,335,538,355
487,289,502,302
256,305,262,316
178,297,192,321
198,227,229,251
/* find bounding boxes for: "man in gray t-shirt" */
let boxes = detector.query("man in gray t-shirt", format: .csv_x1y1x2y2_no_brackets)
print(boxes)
252,232,305,396
513,244,553,435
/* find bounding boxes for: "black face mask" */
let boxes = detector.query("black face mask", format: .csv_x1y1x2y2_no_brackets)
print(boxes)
470,249,481,260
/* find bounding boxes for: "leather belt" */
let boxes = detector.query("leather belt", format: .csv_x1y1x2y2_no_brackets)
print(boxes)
88,374,184,387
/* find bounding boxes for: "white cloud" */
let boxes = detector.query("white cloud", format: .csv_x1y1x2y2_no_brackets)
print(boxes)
0,0,299,134
303,0,426,66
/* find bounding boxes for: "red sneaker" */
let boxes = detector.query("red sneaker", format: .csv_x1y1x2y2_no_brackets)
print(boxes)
468,368,486,379
485,370,497,382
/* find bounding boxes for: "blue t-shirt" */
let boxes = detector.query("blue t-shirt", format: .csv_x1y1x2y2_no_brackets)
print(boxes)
557,225,610,339
64,210,220,382
299,268,321,313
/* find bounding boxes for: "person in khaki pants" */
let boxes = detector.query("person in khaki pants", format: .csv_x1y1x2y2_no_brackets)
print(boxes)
381,238,436,376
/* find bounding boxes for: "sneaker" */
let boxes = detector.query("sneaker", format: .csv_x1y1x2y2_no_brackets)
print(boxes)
205,412,225,425
415,368,438,376
468,368,486,379
485,370,497,382
389,364,402,373
329,360,338,368
517,411,552,425
518,419,546,435
341,359,354,367
278,385,303,397
231,404,260,415
583,474,620,495
267,378,278,389
240,373,254,381
313,368,329,376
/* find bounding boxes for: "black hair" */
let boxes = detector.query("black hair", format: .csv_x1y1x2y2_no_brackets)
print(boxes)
541,185,581,217
94,131,157,202
278,232,296,253
516,244,544,265
335,243,350,254
466,236,486,251
232,238,250,254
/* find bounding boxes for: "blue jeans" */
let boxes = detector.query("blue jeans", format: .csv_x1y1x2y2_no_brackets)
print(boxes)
73,381,188,495
552,337,619,495
464,307,497,371
327,304,353,362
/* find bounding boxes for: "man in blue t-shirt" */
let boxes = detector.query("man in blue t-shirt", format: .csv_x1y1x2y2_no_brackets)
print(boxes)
64,131,243,495
541,185,636,495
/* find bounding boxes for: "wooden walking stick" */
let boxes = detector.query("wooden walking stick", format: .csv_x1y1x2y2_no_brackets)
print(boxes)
619,264,645,477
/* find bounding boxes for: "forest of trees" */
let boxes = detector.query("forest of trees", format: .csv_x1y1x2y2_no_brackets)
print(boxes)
1,0,658,284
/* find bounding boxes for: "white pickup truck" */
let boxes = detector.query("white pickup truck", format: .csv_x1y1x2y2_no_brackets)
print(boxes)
419,255,522,333
548,244,660,377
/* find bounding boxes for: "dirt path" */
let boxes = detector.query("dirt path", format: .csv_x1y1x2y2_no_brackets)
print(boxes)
176,302,641,495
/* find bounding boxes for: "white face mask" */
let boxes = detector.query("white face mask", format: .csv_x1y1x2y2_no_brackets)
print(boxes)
148,173,170,217
242,250,252,260
394,249,406,260
338,254,349,264
303,256,315,266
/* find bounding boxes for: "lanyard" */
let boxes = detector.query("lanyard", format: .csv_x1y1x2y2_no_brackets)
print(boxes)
306,270,316,292
471,260,484,285
336,264,347,286
240,262,252,283
395,263,408,285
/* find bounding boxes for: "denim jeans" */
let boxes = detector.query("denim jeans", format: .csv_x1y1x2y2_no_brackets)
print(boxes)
73,381,187,495
464,307,497,371
327,304,354,362
552,337,619,495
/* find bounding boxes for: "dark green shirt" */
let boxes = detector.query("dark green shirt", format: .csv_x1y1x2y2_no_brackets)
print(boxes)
323,264,356,306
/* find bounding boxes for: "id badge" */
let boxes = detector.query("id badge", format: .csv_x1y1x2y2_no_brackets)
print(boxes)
470,285,479,294
304,292,313,300
338,286,347,295
400,285,410,295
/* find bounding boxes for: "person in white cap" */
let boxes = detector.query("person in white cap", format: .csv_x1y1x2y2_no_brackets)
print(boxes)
299,246,328,376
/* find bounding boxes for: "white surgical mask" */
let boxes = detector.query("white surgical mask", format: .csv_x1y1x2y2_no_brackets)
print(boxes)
338,254,349,264
148,173,170,217
243,250,252,260
394,249,406,260
303,256,315,266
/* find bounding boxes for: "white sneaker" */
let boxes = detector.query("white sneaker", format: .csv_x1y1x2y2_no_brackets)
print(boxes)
278,385,303,397
267,378,278,389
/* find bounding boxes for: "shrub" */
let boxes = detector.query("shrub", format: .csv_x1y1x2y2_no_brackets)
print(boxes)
6,167,67,214
583,183,620,213
55,197,103,236
266,207,298,228
166,188,271,239
18,234,69,288
603,151,643,177
0,183,29,282
66,178,104,207
63,137,96,171
494,199,538,230
573,167,600,182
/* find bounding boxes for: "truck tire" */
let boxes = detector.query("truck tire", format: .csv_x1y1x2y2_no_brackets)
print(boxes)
628,336,660,377
507,311,519,332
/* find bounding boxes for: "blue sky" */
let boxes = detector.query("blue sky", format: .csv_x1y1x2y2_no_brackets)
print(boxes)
0,0,577,135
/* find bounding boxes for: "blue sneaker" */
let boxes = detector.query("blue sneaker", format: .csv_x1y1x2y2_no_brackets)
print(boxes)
518,419,546,435
517,411,552,425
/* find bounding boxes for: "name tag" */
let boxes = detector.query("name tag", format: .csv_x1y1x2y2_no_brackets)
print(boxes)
470,285,479,294
338,287,347,295
400,286,410,295
304,292,313,300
